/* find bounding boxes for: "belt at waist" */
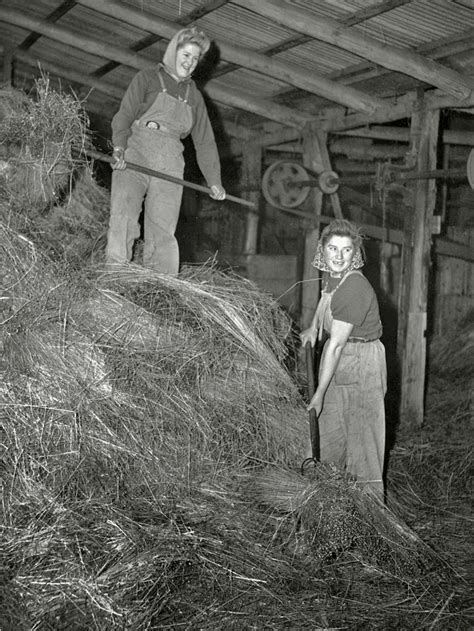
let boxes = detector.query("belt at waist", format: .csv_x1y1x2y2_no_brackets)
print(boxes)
347,336,379,343
133,119,180,137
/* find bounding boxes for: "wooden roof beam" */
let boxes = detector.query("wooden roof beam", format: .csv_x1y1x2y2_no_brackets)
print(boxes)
74,0,384,114
91,0,230,79
17,0,77,52
328,28,474,89
324,89,474,132
0,9,313,129
236,0,473,100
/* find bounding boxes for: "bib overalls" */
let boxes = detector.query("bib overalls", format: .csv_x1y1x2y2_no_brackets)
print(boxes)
106,70,193,275
314,271,387,499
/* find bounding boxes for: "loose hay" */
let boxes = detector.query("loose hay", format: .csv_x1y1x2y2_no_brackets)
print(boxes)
0,75,89,210
1,80,472,629
244,463,440,575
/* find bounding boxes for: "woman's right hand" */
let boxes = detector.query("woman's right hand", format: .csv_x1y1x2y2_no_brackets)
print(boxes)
112,146,126,170
300,327,317,347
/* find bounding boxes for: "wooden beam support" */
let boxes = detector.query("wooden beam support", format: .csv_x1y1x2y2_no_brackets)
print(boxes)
242,145,262,257
335,125,474,147
90,0,230,79
323,88,474,132
1,8,313,129
14,50,125,99
300,133,324,330
236,0,473,100
2,41,13,86
327,27,474,90
399,105,440,427
74,0,382,114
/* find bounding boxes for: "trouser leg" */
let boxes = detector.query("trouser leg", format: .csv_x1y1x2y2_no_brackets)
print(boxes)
105,169,147,264
344,342,386,500
319,342,386,500
142,176,183,275
318,345,347,468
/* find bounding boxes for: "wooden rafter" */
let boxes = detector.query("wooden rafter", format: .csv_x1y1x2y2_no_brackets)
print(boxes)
74,0,384,114
328,28,474,89
235,0,473,100
91,0,230,78
17,0,77,51
2,11,313,128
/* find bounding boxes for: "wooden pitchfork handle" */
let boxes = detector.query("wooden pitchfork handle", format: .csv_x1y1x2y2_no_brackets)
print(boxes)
301,341,320,471
82,148,256,210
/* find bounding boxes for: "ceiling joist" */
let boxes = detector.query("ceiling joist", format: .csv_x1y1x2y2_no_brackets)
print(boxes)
74,0,384,114
235,0,473,100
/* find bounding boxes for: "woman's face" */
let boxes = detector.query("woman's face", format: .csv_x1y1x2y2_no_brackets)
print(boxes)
175,43,201,79
323,235,355,276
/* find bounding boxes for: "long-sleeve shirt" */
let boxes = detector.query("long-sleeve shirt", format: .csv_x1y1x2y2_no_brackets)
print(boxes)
111,65,222,188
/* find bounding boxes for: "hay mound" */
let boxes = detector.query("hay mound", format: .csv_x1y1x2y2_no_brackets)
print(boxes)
0,76,89,209
1,79,470,629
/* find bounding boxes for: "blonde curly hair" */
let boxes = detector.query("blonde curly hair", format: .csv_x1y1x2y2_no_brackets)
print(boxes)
312,219,365,271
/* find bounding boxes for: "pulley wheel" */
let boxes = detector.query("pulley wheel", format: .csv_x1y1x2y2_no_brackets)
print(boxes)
318,170,340,194
262,160,310,208
467,148,474,190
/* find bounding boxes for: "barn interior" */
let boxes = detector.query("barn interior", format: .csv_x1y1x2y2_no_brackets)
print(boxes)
1,1,473,629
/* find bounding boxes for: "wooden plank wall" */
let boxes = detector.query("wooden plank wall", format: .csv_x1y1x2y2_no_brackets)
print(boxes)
432,226,474,336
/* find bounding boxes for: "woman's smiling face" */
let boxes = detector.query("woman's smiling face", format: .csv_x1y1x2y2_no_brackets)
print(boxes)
323,235,355,276
175,43,201,79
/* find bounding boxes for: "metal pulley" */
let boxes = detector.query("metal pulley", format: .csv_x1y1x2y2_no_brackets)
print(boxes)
262,154,474,211
261,160,311,208
261,160,340,208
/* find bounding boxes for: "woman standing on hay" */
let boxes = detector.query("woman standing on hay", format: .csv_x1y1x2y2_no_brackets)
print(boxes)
105,27,225,274
300,219,387,500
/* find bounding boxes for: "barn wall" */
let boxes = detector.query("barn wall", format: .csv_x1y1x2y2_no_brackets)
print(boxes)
431,227,474,336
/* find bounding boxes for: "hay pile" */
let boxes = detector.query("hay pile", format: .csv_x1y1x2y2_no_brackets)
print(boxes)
0,77,89,210
1,81,471,630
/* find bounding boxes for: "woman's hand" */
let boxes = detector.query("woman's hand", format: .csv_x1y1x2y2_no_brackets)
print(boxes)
209,184,226,200
300,327,317,347
111,146,126,170
307,391,323,416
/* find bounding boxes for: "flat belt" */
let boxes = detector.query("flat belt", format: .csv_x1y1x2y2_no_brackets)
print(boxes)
347,336,379,343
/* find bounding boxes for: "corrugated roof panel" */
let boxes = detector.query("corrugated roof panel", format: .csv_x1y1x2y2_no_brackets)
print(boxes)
194,3,299,50
211,67,291,99
277,39,367,74
356,0,474,48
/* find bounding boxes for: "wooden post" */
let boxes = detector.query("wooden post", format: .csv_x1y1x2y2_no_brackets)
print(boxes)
3,42,13,86
242,144,262,257
300,129,324,330
399,105,440,426
300,124,345,329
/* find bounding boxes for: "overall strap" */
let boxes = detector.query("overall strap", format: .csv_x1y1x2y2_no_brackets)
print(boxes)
183,82,190,103
157,68,167,92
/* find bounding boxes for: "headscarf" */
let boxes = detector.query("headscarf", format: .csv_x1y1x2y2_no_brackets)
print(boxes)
312,219,365,271
161,27,210,80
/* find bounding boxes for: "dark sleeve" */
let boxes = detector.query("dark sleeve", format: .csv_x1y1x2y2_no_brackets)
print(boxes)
111,71,148,148
331,275,372,326
190,87,222,188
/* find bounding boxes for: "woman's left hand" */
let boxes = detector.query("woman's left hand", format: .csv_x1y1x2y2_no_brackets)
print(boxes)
210,184,226,200
307,391,323,417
